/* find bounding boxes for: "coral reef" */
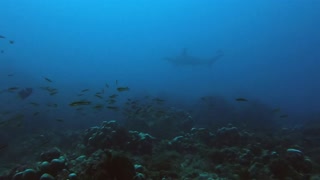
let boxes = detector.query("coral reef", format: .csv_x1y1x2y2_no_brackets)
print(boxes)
1,120,319,180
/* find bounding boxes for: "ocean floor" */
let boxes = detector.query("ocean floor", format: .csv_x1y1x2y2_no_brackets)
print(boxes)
1,119,320,180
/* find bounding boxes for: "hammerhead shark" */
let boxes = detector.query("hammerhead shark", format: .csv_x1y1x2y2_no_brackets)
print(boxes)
164,48,224,67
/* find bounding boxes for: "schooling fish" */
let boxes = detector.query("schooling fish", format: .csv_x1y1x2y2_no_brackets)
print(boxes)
81,89,89,92
69,100,91,106
109,94,118,98
279,114,289,118
8,87,19,91
50,91,58,96
117,87,130,92
29,102,40,106
95,94,103,99
93,104,104,109
43,77,53,82
0,143,8,151
235,98,248,102
107,106,119,111
55,118,64,122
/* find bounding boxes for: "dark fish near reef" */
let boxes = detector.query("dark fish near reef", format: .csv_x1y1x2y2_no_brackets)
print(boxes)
47,103,58,108
117,87,130,92
29,102,40,106
95,94,103,99
107,99,116,104
152,98,165,103
164,48,224,67
18,88,33,100
0,143,8,151
43,77,53,82
109,94,118,98
279,114,288,118
107,106,119,111
50,91,58,96
55,119,64,122
93,104,104,109
69,100,91,106
40,86,58,95
235,98,248,102
272,108,281,113
81,89,89,92
0,114,24,128
8,87,19,91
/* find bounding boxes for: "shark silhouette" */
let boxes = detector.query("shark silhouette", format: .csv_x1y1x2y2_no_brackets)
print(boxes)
165,48,224,67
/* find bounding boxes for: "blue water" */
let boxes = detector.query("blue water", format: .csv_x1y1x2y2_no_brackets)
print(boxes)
1,0,320,129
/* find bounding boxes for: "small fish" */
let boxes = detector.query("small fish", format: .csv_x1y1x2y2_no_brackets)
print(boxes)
105,83,109,88
50,91,58,96
0,35,5,38
75,107,84,111
29,102,40,106
0,143,8,151
153,98,165,103
9,40,14,44
95,94,103,99
279,114,288,118
43,77,53,82
33,112,40,116
107,99,116,104
81,89,89,92
155,110,166,117
235,98,248,102
109,94,118,98
55,118,64,122
134,107,143,114
38,135,50,147
1,111,11,115
7,114,24,126
117,87,130,92
272,108,281,113
107,106,119,111
69,100,91,106
78,93,85,96
1,50,3,53
48,103,58,108
7,74,14,77
8,87,19,91
115,80,118,85
93,104,104,109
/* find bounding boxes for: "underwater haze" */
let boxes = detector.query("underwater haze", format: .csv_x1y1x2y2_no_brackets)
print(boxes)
2,1,320,179
1,0,320,128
